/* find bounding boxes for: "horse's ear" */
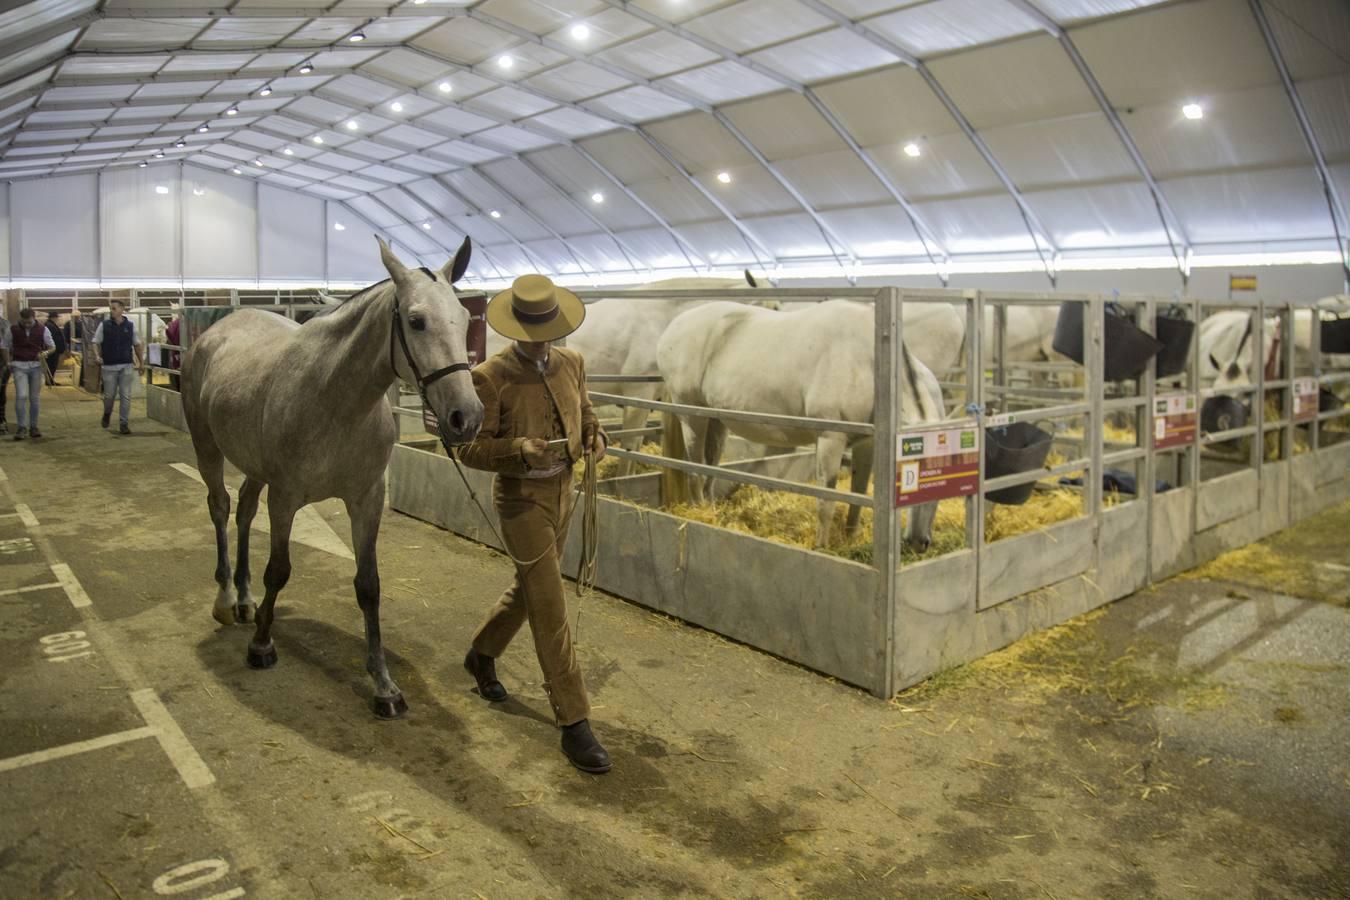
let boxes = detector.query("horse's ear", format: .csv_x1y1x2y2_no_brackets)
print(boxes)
443,235,472,284
744,269,758,288
377,236,409,282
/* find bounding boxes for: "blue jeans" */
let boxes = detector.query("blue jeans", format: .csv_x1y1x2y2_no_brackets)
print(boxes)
102,365,135,426
11,364,43,430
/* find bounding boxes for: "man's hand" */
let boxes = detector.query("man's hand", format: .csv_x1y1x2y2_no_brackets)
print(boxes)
521,438,559,470
582,425,606,461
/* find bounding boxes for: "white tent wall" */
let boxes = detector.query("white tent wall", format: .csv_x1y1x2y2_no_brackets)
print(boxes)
101,166,181,281
183,168,257,281
12,173,97,280
258,184,324,283
0,184,9,279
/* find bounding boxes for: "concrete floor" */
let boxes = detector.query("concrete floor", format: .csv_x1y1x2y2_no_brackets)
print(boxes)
1,385,1347,900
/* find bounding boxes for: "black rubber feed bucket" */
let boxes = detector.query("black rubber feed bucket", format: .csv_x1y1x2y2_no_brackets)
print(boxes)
984,422,1053,506
1201,395,1247,434
1322,316,1350,353
1321,388,1344,413
1053,302,1165,381
1154,312,1195,378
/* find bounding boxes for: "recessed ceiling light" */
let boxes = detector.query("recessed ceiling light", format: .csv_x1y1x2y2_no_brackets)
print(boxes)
571,23,590,40
1182,102,1203,120
231,167,242,174
421,222,432,230
192,187,205,196
497,55,513,69
298,62,313,74
903,142,921,158
345,120,359,130
334,222,346,231
716,171,731,184
413,0,427,4
312,135,324,144
226,106,238,116
175,139,186,148
252,159,263,167
155,184,169,194
489,209,501,218
390,101,403,112
154,150,165,158
348,31,365,43
138,161,148,168
197,124,209,133
437,81,452,93
590,191,603,203
283,147,294,155
259,85,273,97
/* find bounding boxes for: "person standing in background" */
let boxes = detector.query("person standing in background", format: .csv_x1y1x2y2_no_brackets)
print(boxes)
0,309,10,435
165,309,182,391
43,312,69,386
91,300,145,435
10,308,55,440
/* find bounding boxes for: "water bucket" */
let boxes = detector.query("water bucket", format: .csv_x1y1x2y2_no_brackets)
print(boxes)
1052,302,1165,381
1321,316,1350,353
984,422,1053,506
1201,395,1247,435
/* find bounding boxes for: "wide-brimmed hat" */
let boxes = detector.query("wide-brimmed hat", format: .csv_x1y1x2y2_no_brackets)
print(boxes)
486,274,585,343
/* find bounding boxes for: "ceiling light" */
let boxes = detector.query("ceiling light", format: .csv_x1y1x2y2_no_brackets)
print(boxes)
348,31,365,43
716,171,731,184
312,135,324,144
175,139,186,148
138,161,148,168
252,159,263,167
192,187,205,196
571,23,590,40
437,81,452,93
283,147,294,155
903,142,921,158
231,167,242,174
345,120,359,130
197,124,209,133
334,222,345,231
489,209,501,219
226,106,238,116
259,85,273,97
155,184,169,194
390,101,403,112
298,61,313,75
413,0,427,4
421,221,431,230
497,55,513,69
590,191,603,203
154,150,165,158
1182,102,1203,120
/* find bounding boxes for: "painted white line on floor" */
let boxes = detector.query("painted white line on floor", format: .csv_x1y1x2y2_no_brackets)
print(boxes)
51,563,91,609
0,465,7,482
0,727,156,775
199,889,245,900
15,504,38,529
130,689,215,790
171,462,205,485
0,581,61,597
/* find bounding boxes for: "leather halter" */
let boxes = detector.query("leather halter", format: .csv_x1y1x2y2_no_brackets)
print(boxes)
390,290,472,390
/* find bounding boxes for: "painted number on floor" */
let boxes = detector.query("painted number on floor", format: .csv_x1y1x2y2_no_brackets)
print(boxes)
0,537,35,555
152,858,245,898
39,631,94,663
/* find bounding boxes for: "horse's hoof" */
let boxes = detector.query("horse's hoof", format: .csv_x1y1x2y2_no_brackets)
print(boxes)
371,694,408,719
234,603,255,624
212,606,235,627
246,643,277,669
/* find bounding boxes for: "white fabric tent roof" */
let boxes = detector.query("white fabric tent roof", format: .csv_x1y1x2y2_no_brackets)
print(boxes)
0,0,1345,285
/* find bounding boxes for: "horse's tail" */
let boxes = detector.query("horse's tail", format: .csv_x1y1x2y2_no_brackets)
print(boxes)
660,410,691,506
900,339,942,424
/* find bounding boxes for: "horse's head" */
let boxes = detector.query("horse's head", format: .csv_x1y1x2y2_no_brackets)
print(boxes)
378,236,484,445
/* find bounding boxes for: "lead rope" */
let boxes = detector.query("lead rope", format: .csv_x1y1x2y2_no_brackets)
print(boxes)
573,447,600,643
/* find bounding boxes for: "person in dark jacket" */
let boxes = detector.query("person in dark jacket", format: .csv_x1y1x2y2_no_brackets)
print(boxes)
10,308,55,440
43,312,69,386
92,300,145,435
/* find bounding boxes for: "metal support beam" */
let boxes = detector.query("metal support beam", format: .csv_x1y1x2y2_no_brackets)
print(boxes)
467,166,601,279
514,155,646,275
1247,0,1350,289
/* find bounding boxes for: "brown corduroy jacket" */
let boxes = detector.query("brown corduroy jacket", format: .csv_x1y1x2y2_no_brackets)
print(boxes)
457,345,603,477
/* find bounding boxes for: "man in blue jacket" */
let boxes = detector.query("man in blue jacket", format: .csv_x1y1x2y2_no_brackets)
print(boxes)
91,300,145,435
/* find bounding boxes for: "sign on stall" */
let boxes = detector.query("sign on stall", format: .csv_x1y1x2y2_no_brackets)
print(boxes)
895,424,980,507
1153,392,1197,450
1292,377,1318,423
1229,274,1257,292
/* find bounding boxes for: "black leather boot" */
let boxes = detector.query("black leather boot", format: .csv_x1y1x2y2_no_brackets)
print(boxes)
561,719,612,774
463,648,508,702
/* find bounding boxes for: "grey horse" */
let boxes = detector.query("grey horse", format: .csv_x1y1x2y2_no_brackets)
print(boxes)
182,236,484,717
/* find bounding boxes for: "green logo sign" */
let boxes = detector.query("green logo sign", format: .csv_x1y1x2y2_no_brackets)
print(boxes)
902,437,925,457
959,431,975,449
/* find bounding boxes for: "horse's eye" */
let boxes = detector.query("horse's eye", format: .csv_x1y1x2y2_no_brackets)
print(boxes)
409,315,426,331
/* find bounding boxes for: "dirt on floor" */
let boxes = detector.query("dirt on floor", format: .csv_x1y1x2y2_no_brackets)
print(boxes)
0,386,1347,900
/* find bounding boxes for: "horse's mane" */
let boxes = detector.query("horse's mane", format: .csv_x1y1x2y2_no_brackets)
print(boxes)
310,279,391,320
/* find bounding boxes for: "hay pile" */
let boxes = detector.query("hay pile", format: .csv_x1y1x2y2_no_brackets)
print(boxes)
575,441,664,482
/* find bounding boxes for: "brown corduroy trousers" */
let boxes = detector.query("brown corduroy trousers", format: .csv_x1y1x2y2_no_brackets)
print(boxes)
470,470,590,726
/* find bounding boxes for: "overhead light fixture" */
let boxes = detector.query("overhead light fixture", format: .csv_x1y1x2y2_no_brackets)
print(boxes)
334,222,346,231
413,0,427,4
903,142,921,158
421,221,432,230
226,106,239,116
489,209,501,218
175,139,186,148
298,61,314,75
437,81,452,93
283,147,294,155
154,150,165,158
590,191,603,203
154,184,169,195
348,30,365,43
571,23,590,40
192,187,205,196
1182,102,1203,120
497,55,513,69
231,167,242,174
716,171,731,184
345,120,359,130
259,84,273,97
390,101,403,112
138,161,148,168
252,158,263,167
312,135,324,144
197,124,209,133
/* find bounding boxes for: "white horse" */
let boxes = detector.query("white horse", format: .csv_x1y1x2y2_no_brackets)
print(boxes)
182,237,483,718
657,300,946,548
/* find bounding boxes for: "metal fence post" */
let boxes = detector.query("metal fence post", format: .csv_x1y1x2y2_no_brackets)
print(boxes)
1253,302,1265,472
1143,295,1157,582
871,287,900,699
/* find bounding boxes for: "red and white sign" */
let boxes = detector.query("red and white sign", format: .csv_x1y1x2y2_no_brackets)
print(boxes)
1153,392,1197,451
895,425,980,507
1292,377,1318,424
